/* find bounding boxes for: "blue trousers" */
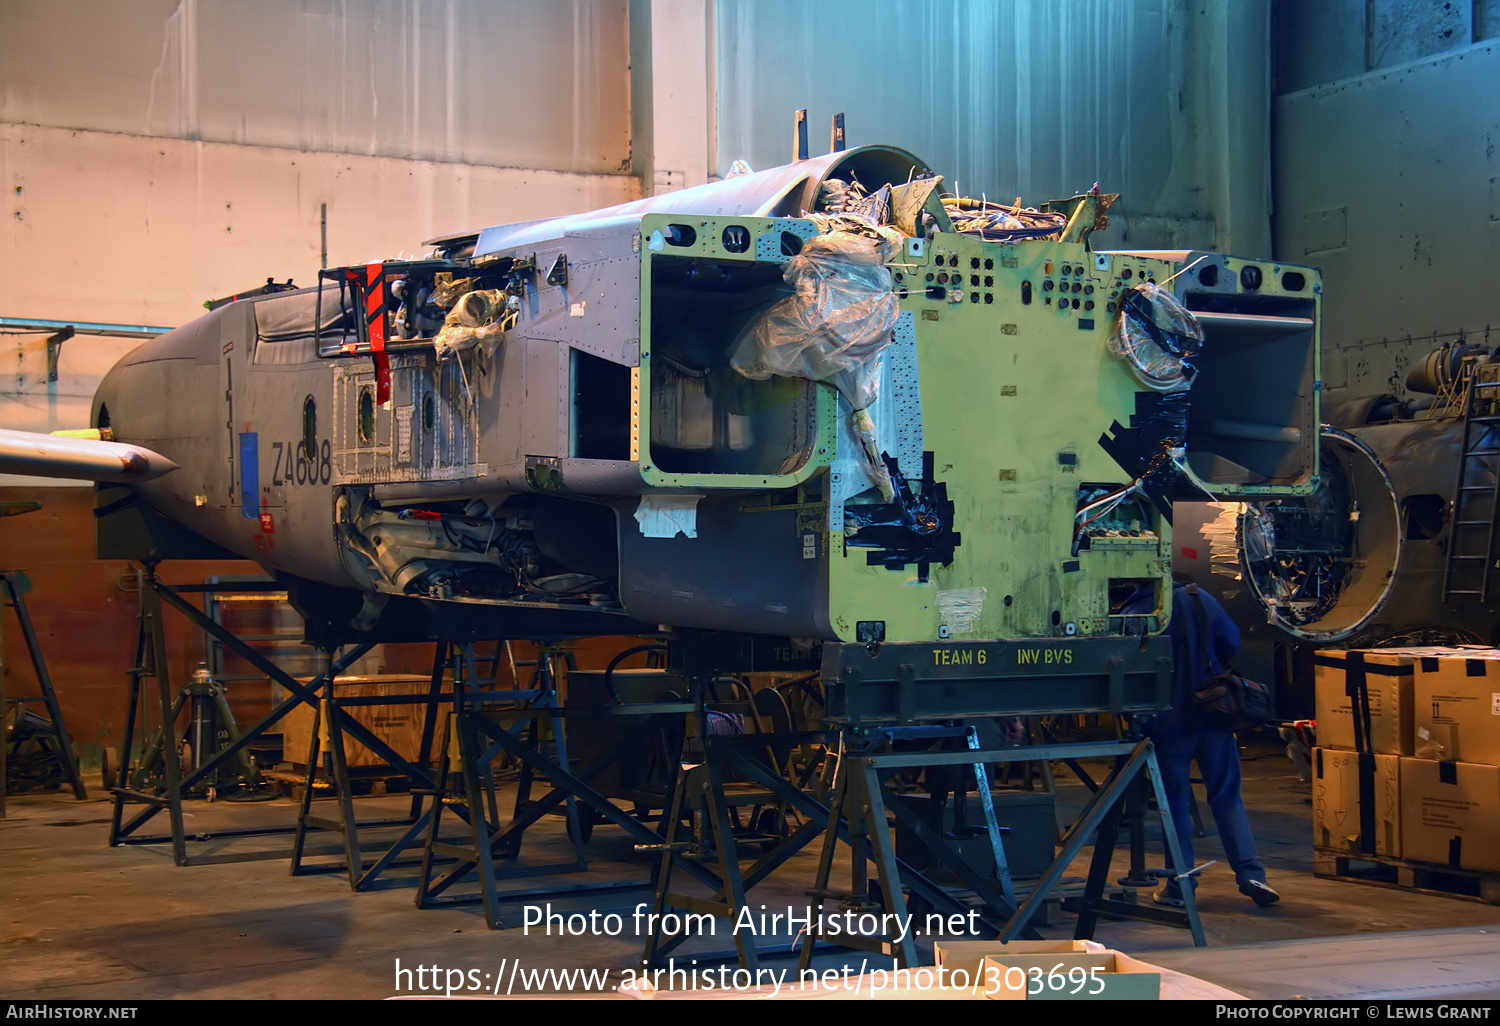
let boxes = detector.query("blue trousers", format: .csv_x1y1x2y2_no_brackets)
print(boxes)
1150,727,1266,885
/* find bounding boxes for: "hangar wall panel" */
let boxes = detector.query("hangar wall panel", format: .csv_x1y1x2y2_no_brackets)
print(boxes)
0,123,639,441
1273,42,1500,404
0,0,631,175
713,0,1272,255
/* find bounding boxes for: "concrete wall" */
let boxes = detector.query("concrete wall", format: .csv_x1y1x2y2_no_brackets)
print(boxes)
1,125,640,436
1272,4,1500,406
1,0,631,172
1274,0,1500,93
0,0,639,442
0,1,640,764
713,0,1273,256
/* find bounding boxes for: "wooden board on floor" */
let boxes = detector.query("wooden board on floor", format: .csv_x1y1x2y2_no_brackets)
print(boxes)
1314,847,1500,905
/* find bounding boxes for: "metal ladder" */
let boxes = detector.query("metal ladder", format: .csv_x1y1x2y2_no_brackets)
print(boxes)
1442,377,1500,602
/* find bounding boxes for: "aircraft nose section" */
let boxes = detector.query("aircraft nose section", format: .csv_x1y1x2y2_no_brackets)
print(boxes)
93,361,123,435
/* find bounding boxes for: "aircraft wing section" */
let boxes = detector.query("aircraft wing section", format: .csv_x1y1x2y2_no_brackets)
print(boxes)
0,429,179,484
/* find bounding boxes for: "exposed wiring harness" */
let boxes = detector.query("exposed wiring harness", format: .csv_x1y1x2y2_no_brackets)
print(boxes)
1074,480,1144,527
1071,480,1146,556
942,196,1067,242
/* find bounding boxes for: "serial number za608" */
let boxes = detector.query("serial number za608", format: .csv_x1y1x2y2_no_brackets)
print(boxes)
270,439,332,486
986,963,1107,996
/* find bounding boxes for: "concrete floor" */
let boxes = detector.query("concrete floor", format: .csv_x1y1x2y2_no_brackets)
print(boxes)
2,739,1497,1000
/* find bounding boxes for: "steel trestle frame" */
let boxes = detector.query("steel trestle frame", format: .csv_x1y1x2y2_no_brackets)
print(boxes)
804,736,1208,963
108,565,407,865
644,734,1205,971
1,570,87,803
413,694,711,929
288,642,451,890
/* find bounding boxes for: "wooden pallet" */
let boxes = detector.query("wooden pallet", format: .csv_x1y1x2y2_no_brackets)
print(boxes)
1314,848,1500,904
261,765,413,799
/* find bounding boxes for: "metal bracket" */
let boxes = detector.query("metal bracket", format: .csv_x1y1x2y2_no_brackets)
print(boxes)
896,662,916,724
46,325,74,382
546,253,568,288
505,254,537,298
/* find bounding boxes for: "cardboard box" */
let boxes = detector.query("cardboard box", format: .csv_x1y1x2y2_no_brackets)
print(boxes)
1311,748,1400,857
1413,651,1500,764
1399,758,1500,872
981,952,1160,1001
934,939,1098,979
1312,647,1486,755
278,675,436,769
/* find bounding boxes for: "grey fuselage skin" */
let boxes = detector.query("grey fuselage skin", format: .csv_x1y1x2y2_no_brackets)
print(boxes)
97,299,351,587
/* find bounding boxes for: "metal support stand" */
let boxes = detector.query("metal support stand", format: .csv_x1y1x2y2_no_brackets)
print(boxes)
790,736,1205,968
1117,770,1159,889
413,648,687,928
1044,742,1206,947
108,564,400,865
639,735,820,974
0,570,86,800
634,723,1020,972
794,726,1033,969
289,644,448,889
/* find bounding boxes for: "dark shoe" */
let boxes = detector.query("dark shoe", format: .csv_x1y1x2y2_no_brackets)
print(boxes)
1239,878,1280,906
1152,880,1185,908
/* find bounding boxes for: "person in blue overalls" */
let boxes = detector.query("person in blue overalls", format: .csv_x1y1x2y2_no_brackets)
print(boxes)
1122,580,1280,908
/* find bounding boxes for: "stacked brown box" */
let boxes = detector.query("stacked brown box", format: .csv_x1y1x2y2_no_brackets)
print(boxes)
1398,759,1500,872
1311,748,1400,857
1411,650,1500,763
1400,651,1500,871
1311,647,1484,860
1314,645,1500,864
1311,647,1478,755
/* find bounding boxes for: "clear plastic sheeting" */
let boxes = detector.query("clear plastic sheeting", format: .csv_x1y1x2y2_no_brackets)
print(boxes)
731,226,902,412
1107,282,1204,392
732,223,903,500
430,276,478,308
433,289,514,361
816,178,893,225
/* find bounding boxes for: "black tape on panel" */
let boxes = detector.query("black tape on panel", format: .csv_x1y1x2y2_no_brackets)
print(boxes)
1313,654,1408,676
1467,659,1486,676
1356,751,1376,856
1345,651,1374,755
1439,760,1458,785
